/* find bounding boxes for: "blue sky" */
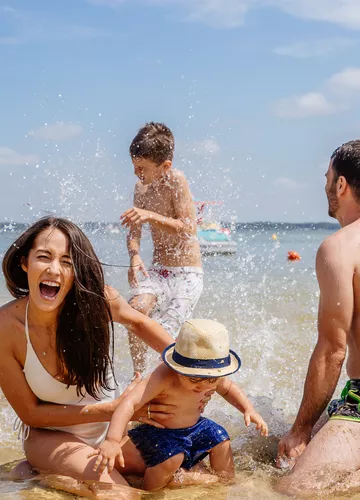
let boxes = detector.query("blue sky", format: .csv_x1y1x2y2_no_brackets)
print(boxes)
1,0,360,222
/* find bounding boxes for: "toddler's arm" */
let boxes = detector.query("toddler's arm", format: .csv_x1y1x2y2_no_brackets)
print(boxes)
217,378,268,436
90,365,170,474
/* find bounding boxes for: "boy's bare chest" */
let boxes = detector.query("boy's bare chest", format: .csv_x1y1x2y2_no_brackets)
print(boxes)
154,386,205,410
139,186,174,216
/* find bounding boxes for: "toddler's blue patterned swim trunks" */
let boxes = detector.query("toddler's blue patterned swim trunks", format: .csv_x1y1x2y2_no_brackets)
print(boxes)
128,416,229,470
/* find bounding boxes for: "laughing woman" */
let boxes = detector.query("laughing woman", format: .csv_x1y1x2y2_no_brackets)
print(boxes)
0,216,175,495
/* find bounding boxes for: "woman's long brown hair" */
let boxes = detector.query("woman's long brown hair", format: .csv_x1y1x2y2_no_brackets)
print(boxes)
2,216,115,399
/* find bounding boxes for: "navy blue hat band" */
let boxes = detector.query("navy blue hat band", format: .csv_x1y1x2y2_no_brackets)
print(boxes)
172,350,231,369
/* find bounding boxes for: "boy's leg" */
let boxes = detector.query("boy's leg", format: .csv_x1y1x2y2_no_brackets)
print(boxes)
128,293,157,373
209,440,235,479
142,453,184,491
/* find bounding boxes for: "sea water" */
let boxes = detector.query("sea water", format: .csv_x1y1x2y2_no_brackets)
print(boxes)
0,224,356,499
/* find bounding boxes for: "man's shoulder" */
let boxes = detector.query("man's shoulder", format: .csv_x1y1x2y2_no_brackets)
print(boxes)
320,223,359,253
316,227,354,270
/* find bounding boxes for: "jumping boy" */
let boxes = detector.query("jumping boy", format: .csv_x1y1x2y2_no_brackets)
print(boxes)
91,319,268,491
121,122,203,373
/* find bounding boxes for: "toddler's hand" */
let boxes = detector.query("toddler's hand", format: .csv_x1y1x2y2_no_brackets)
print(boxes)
244,410,268,436
88,439,124,475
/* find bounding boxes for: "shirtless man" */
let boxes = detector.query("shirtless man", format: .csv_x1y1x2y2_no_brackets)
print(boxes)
276,140,360,495
120,122,203,373
90,319,268,491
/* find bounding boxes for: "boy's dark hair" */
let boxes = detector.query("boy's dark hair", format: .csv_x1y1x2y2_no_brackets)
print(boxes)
331,140,360,201
130,122,174,164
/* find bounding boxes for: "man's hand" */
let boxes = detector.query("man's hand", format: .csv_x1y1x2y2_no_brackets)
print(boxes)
276,427,311,470
128,254,149,288
120,207,151,228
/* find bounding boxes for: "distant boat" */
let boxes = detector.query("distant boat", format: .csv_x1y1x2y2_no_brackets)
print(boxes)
106,224,120,234
195,201,237,256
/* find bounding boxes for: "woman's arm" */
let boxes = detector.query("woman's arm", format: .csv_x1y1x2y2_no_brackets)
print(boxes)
107,365,168,443
105,286,173,353
0,347,119,428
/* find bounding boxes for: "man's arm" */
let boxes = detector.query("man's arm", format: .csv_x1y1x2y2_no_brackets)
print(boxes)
121,172,197,236
105,286,173,353
277,236,352,462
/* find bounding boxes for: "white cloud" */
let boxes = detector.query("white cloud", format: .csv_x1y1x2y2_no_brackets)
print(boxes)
273,177,306,190
180,0,249,29
268,0,360,31
28,122,83,141
87,0,360,30
1,6,111,44
0,147,39,166
273,37,357,58
327,67,360,92
88,0,250,28
274,66,360,118
274,92,336,118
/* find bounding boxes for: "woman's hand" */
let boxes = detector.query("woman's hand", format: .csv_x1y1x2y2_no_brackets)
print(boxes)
132,398,176,428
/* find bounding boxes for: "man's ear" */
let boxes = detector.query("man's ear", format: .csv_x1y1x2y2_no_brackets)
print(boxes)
337,175,347,195
20,256,28,273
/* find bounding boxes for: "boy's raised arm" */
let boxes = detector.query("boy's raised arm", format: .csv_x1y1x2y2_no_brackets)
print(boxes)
126,183,149,287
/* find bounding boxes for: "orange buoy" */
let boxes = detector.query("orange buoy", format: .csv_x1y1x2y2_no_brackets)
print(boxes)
287,251,301,261
272,233,277,241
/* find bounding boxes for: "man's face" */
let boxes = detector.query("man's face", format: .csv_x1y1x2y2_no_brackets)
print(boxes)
325,161,340,219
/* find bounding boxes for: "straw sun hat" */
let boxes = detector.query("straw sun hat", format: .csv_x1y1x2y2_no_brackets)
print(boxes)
162,319,241,378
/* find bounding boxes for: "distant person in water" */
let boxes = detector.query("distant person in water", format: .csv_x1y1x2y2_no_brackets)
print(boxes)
277,140,360,496
120,122,203,373
90,319,268,491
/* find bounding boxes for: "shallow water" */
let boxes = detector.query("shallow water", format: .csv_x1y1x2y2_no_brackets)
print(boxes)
0,225,356,499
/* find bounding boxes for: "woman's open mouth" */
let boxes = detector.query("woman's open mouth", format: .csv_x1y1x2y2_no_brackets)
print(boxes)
39,280,61,301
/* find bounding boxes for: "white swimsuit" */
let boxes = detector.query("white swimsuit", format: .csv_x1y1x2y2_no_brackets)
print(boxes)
15,302,116,449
